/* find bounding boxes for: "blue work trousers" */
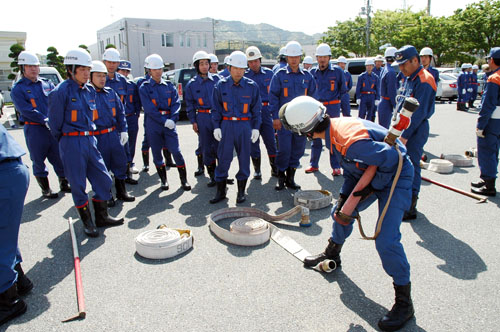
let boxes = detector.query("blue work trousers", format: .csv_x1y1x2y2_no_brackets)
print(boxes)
96,132,128,180
197,112,218,166
477,119,500,180
309,104,341,169
24,124,65,177
359,94,376,121
215,120,251,181
377,99,394,129
146,120,185,167
125,114,139,165
251,110,277,158
405,120,429,196
275,127,307,171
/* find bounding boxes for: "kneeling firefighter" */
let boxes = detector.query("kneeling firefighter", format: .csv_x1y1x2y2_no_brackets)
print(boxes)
279,95,416,332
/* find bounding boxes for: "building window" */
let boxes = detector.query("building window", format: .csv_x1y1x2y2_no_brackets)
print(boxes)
142,33,145,47
179,34,184,47
163,33,173,47
203,34,207,47
119,34,122,49
113,36,116,47
161,34,165,47
187,35,191,47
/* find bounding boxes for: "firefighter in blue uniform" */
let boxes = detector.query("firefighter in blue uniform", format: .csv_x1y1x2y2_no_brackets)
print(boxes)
245,46,278,179
185,51,220,186
0,124,32,325
337,56,352,117
208,53,219,74
373,54,384,78
89,61,135,204
117,60,142,174
272,47,287,73
218,56,231,78
469,64,479,108
210,51,262,204
10,51,71,198
471,47,500,197
48,49,124,238
356,59,380,121
306,43,346,176
419,47,440,89
136,59,152,172
102,48,138,185
394,46,437,220
270,41,317,190
377,47,398,129
139,54,191,192
279,96,415,332
457,63,471,111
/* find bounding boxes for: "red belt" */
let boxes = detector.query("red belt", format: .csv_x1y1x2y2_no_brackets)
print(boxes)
322,100,340,105
63,126,116,136
223,116,250,121
159,110,170,115
125,113,136,117
262,102,269,106
382,96,390,100
471,83,479,85
361,92,375,94
24,121,42,125
197,109,211,113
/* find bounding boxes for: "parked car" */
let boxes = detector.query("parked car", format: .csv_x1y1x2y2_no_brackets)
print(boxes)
163,68,197,119
437,73,458,101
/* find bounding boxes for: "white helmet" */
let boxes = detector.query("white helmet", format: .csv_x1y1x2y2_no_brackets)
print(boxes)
208,53,218,63
102,48,121,62
315,43,331,56
64,48,92,67
419,47,433,57
246,46,262,61
461,63,467,70
279,96,327,135
145,54,164,69
472,64,479,70
228,51,247,69
279,47,286,56
303,56,314,65
464,63,472,69
337,56,347,64
192,50,210,64
18,51,40,65
384,47,398,58
91,60,107,73
374,54,384,62
224,56,230,65
365,58,375,66
285,41,303,57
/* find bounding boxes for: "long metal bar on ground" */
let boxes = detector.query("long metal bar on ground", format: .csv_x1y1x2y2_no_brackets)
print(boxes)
422,176,487,203
62,217,86,322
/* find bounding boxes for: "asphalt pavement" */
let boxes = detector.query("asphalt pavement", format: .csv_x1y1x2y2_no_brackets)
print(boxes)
1,101,499,332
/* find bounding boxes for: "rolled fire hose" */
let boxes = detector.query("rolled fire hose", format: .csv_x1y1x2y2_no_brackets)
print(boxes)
209,206,336,273
427,159,454,174
135,227,193,259
294,190,333,210
440,154,474,167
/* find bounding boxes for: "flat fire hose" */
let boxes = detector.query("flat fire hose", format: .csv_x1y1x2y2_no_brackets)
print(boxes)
209,206,336,273
294,190,333,210
135,227,193,259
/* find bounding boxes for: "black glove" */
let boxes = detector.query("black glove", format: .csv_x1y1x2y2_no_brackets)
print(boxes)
352,184,374,201
335,193,349,215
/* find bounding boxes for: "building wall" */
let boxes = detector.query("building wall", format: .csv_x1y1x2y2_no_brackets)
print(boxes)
0,31,26,101
97,18,214,78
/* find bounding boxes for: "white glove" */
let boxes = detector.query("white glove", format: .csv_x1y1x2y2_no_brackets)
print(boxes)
356,99,361,105
375,99,380,106
462,89,466,95
45,122,50,130
213,128,222,141
164,119,175,129
120,132,129,146
468,88,472,93
251,129,260,143
476,129,485,138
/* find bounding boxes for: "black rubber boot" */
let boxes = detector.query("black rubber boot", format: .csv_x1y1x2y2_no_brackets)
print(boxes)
177,167,192,191
125,163,139,185
14,264,33,296
236,179,247,204
194,154,204,176
251,157,262,180
378,282,415,332
0,284,27,326
471,178,486,188
285,167,301,190
402,195,418,221
303,238,342,268
471,178,496,197
107,189,116,207
275,170,286,190
269,156,278,177
115,178,135,202
456,102,461,111
206,164,216,187
163,149,176,167
141,151,149,172
156,165,169,190
35,176,58,199
93,200,124,227
77,204,98,237
58,177,71,193
469,100,474,108
210,180,227,204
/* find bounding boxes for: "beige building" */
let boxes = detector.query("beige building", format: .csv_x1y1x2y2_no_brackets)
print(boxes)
0,31,26,102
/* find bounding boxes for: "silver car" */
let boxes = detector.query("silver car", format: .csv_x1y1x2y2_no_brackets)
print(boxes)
438,73,458,100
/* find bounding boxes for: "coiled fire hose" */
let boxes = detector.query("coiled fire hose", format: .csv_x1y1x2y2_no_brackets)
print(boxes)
209,206,337,273
135,227,193,259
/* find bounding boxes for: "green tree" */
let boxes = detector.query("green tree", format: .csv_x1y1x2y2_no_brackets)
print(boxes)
105,44,117,49
7,43,25,80
321,16,367,57
78,44,91,53
46,46,67,79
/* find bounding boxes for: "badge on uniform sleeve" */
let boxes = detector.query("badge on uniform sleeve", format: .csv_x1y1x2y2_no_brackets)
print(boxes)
72,98,77,102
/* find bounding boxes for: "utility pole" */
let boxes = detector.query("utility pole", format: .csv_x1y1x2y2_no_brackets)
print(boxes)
361,0,372,56
212,19,217,53
427,0,431,15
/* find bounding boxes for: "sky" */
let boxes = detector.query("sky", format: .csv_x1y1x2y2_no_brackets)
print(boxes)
1,0,477,56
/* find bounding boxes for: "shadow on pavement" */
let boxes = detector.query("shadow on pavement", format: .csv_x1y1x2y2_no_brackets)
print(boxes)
409,214,487,280
133,247,194,264
21,195,63,223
